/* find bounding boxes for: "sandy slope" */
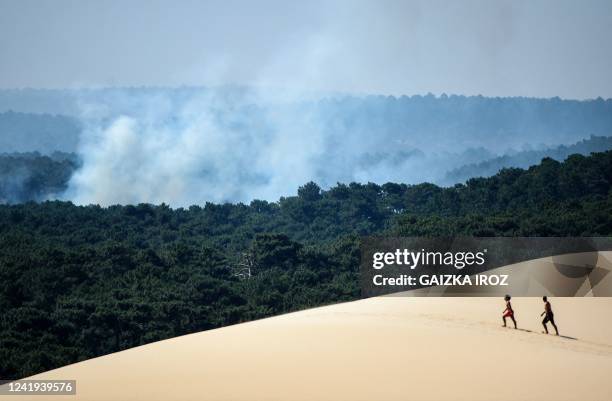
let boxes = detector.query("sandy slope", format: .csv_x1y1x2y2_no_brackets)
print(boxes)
2,297,612,401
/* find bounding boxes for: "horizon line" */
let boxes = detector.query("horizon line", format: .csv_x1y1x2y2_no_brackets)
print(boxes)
0,85,611,102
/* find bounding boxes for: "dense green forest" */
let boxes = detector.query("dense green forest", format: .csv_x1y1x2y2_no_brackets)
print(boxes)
1,150,612,379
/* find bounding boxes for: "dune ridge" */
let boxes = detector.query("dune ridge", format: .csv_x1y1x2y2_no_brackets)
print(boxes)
2,296,612,401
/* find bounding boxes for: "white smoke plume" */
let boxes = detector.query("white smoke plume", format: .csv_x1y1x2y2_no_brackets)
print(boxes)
66,90,330,206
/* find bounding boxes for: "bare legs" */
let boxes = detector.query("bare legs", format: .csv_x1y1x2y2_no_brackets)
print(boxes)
503,316,517,329
542,316,559,335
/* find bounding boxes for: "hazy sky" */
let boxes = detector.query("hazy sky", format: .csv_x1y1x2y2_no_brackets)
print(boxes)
1,0,611,98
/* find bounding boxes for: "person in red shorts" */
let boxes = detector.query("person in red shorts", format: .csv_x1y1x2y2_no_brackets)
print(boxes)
502,294,517,329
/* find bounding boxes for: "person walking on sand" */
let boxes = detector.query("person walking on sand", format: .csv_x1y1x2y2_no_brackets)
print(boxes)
541,296,559,335
502,294,517,329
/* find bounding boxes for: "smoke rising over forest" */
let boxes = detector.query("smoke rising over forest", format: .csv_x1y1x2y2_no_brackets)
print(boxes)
1,88,612,206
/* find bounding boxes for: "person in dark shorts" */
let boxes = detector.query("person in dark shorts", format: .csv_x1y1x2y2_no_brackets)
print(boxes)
541,296,559,335
502,294,517,329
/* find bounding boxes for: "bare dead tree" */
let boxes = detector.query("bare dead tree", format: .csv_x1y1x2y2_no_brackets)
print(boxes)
233,251,256,279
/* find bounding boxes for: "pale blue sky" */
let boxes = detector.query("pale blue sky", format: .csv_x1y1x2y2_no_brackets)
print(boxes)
1,0,611,98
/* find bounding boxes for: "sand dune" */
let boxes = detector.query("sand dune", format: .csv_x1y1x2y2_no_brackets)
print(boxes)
2,296,612,401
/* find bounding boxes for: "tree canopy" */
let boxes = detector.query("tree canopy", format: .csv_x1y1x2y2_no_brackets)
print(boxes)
1,150,612,378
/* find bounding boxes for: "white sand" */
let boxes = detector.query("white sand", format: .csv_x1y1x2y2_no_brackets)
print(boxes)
3,297,612,401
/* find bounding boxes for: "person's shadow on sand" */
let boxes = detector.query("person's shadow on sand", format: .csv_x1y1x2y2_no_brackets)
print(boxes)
513,328,578,341
558,335,578,340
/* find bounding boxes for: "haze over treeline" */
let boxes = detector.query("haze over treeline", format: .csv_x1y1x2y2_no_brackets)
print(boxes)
1,88,612,205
